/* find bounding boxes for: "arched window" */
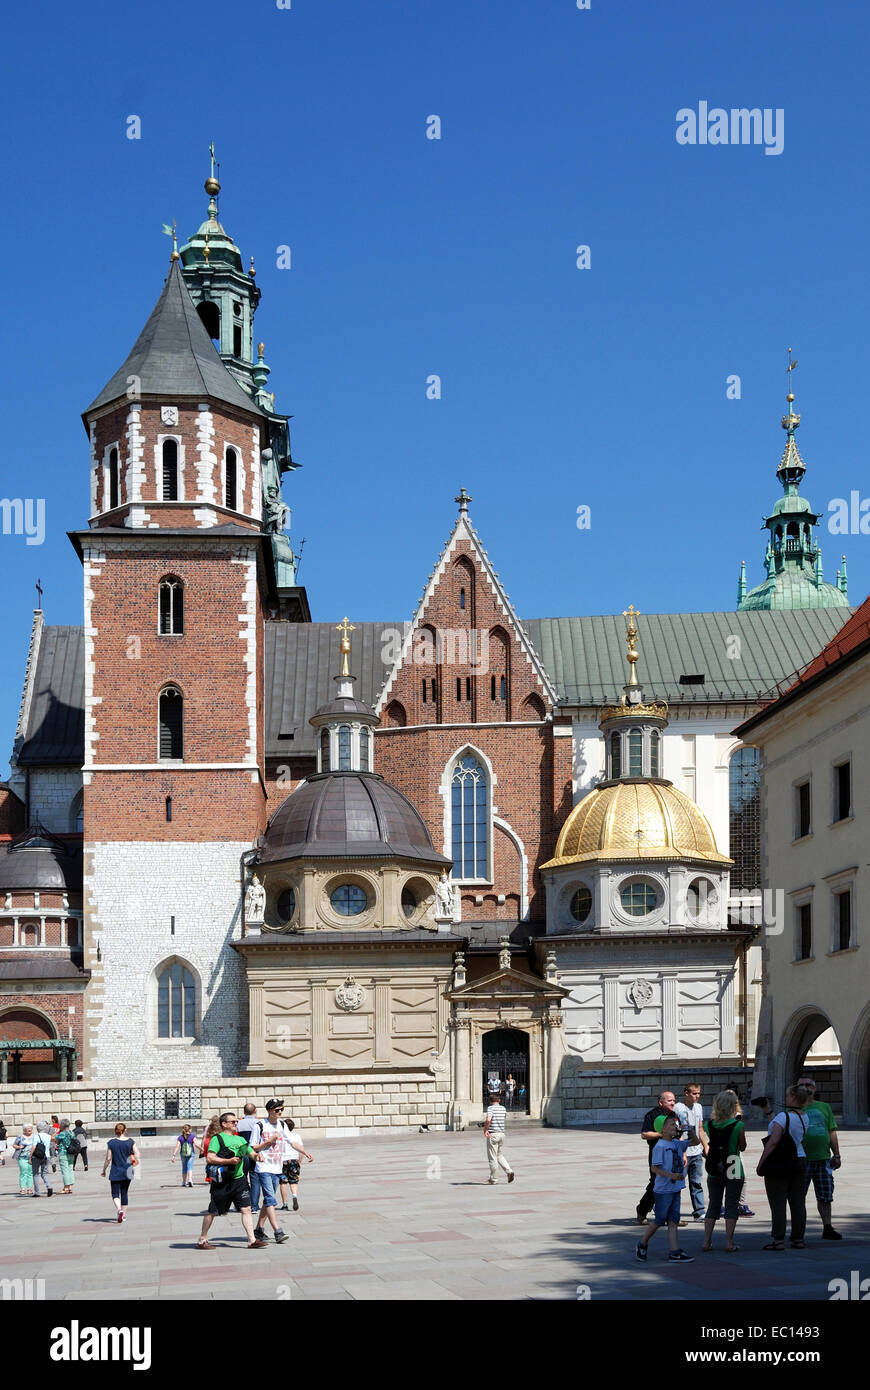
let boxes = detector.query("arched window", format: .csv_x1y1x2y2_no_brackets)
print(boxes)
729,746,761,895
629,728,643,776
385,701,406,728
225,447,238,510
338,724,351,771
108,447,119,510
69,790,84,834
158,576,184,635
451,754,488,879
197,301,220,341
522,693,546,720
162,439,179,501
650,729,660,778
157,960,195,1038
360,727,371,772
158,686,183,760
320,729,330,772
610,730,621,778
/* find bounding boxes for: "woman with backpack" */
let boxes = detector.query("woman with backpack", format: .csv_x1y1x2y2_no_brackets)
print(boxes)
54,1117,80,1193
757,1083,810,1250
171,1124,200,1186
702,1090,746,1252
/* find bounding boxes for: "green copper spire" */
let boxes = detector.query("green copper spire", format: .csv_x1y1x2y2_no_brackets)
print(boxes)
737,560,746,605
839,554,848,594
737,356,850,612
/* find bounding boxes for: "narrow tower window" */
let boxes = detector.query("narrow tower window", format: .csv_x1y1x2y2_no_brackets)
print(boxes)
360,727,371,772
610,731,621,778
158,686,183,760
233,325,243,357
162,439,179,501
650,729,660,778
225,448,238,510
158,577,184,635
460,588,466,610
320,728,330,772
108,448,119,510
629,728,643,777
338,724,352,771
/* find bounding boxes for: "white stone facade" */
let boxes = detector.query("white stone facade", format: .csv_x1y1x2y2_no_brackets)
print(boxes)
84,841,250,1082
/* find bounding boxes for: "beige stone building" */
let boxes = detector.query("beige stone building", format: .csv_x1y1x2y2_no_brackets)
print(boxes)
739,596,870,1122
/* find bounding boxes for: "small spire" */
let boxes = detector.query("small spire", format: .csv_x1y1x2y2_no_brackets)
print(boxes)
737,560,746,605
35,577,43,610
839,554,848,596
782,347,800,434
455,487,472,515
622,604,641,687
814,547,823,586
336,616,356,678
204,140,221,219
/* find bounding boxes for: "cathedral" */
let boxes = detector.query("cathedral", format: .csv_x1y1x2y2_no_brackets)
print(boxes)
0,165,854,1131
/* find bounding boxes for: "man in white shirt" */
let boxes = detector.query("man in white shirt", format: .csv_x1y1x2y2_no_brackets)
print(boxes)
237,1103,262,1212
484,1095,515,1185
253,1100,291,1244
674,1082,707,1221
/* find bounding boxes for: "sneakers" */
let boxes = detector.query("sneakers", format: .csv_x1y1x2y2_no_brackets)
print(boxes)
488,1177,497,1184
117,1211,124,1223
822,1225,843,1240
280,1204,289,1211
635,1241,648,1262
274,1230,289,1244
668,1249,694,1263
292,1197,299,1210
737,1204,755,1217
507,1172,516,1183
693,1213,705,1222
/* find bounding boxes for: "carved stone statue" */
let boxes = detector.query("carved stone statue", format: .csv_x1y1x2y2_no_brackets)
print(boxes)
435,871,455,920
245,876,265,924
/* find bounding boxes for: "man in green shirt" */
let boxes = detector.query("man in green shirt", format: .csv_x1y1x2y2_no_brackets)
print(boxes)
797,1075,842,1240
196,1112,276,1251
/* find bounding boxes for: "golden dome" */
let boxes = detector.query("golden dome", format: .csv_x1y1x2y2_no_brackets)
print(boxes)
542,781,732,868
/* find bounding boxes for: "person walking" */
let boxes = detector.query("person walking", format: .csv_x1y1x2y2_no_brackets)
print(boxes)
54,1118,79,1193
253,1100,292,1242
674,1082,707,1222
278,1118,313,1212
171,1124,199,1187
201,1116,221,1185
757,1083,810,1251
504,1074,517,1110
237,1103,263,1213
702,1090,746,1253
196,1111,275,1251
31,1123,55,1198
101,1122,140,1223
484,1092,515,1185
12,1124,37,1194
637,1091,679,1224
49,1115,60,1174
796,1075,842,1240
0,1117,8,1166
635,1113,694,1264
72,1120,90,1172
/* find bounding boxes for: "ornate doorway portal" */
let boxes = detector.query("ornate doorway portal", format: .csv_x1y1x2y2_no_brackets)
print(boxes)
482,1028,530,1113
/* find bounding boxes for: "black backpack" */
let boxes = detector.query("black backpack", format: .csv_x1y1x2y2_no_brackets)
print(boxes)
705,1120,738,1177
759,1109,806,1178
31,1140,47,1163
66,1135,82,1157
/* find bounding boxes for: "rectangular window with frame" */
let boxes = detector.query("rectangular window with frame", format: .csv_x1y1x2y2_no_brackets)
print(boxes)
835,889,852,951
796,902,812,960
795,780,811,839
833,760,851,823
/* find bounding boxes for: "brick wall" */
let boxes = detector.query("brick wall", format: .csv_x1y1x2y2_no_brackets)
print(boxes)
0,994,83,1066
0,787,25,839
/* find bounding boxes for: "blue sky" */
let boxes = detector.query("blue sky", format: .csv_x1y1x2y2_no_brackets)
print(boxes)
1,0,868,764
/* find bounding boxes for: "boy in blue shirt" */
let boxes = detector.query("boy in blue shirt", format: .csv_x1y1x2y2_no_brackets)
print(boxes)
635,1114,694,1263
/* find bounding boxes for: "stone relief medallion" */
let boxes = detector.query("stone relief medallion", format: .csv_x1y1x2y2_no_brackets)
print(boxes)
335,976,366,1012
627,977,653,1010
161,405,179,426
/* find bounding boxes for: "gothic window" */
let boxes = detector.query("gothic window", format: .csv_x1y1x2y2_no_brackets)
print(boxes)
729,746,761,894
338,725,351,771
162,439,179,501
157,960,196,1038
460,588,466,610
500,676,507,701
610,731,621,778
320,729,330,772
225,448,238,510
385,701,406,728
628,728,643,776
360,727,371,772
108,447,119,510
650,729,660,778
451,754,488,880
158,577,184,635
158,686,183,760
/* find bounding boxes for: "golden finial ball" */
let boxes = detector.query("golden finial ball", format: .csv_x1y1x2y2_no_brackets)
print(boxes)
205,176,221,196
787,393,794,402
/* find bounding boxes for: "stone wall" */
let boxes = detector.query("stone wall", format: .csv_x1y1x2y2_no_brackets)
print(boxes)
0,1071,453,1135
27,768,82,834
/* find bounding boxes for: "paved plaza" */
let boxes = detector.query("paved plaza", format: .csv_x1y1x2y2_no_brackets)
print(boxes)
2,1125,868,1301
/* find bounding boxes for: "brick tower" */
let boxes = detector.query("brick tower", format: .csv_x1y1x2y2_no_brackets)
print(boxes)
73,172,300,1082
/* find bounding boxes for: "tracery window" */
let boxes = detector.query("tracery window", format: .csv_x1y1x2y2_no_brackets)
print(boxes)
451,754,488,879
157,961,195,1038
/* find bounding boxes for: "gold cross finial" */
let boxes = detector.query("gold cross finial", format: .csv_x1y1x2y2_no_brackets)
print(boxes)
336,616,356,677
622,605,641,686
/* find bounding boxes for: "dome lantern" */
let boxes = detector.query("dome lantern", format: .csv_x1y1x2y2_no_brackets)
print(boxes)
309,618,379,774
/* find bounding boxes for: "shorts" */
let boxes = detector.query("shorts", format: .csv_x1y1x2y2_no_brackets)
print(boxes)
207,1176,252,1217
652,1189,682,1226
804,1159,834,1204
282,1159,301,1183
258,1171,281,1208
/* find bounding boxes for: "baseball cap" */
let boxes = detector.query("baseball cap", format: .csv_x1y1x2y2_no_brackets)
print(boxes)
265,1098,284,1111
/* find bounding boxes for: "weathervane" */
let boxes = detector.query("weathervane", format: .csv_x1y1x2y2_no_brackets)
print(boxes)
783,347,800,432
161,219,179,261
